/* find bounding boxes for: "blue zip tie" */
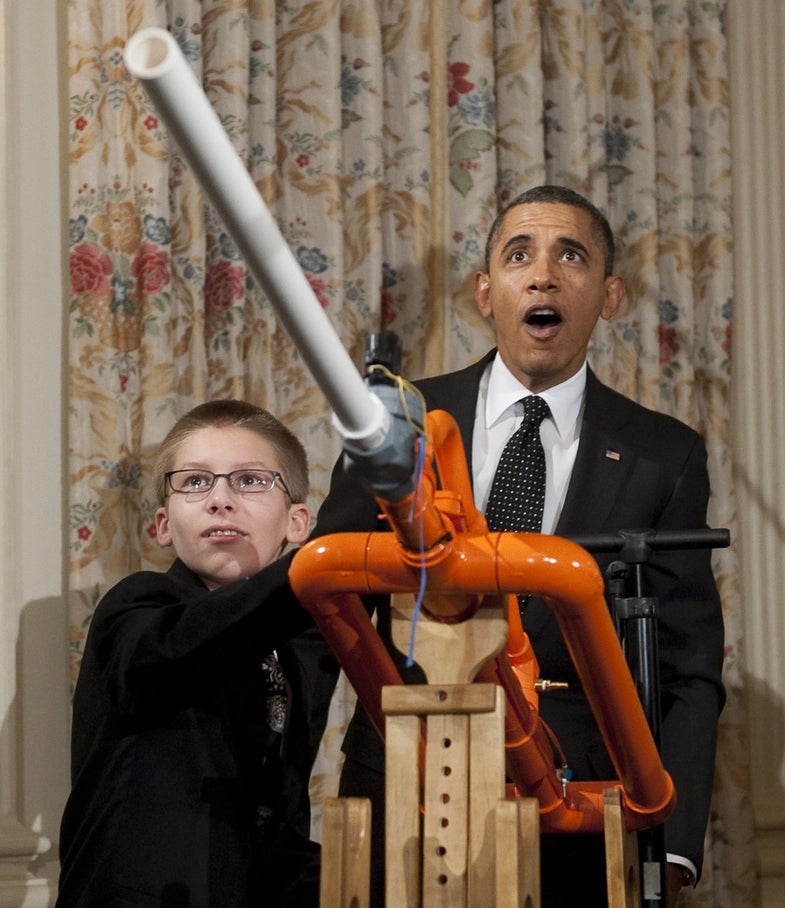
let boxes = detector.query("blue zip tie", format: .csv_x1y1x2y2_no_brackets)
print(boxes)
406,436,427,667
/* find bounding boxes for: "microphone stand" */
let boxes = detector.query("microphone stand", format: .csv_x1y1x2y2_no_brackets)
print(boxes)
567,528,730,907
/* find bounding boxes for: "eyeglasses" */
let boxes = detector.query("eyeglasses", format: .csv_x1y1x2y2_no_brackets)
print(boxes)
165,469,291,500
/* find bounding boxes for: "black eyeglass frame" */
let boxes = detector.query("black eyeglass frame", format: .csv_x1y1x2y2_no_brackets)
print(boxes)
164,469,292,501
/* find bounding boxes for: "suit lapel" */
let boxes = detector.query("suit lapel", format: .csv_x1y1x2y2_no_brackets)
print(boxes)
418,350,494,481
555,369,637,535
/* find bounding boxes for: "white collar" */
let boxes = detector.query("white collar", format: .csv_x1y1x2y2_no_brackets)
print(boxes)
484,353,587,439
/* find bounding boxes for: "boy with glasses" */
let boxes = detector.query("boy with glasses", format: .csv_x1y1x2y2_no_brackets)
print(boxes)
56,400,320,908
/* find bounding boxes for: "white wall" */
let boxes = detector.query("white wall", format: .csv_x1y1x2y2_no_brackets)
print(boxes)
728,2,785,905
0,0,68,901
17,0,69,883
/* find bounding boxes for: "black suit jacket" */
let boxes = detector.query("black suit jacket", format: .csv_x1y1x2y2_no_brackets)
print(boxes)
314,350,725,878
56,557,319,908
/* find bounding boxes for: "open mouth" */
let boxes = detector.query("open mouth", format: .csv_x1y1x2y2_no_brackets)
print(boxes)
525,307,562,329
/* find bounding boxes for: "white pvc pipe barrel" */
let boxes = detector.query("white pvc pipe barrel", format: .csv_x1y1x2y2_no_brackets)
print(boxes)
124,27,388,447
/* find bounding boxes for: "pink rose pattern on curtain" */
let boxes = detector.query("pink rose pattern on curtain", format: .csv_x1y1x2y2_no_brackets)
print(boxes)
67,1,755,903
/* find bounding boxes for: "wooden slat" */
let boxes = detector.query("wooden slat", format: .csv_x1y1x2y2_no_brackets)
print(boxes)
383,682,498,716
422,712,470,907
468,685,506,906
494,798,540,908
604,787,640,908
319,797,372,908
385,713,422,907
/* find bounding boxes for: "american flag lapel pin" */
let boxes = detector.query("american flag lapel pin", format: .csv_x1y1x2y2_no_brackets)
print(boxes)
604,449,621,461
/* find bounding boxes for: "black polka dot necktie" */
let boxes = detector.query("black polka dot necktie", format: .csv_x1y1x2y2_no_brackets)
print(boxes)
485,396,551,610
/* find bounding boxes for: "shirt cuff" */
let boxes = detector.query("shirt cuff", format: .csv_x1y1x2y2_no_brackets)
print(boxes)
666,854,697,887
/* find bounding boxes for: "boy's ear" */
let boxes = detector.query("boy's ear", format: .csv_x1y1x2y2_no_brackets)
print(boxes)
286,503,310,545
155,507,174,547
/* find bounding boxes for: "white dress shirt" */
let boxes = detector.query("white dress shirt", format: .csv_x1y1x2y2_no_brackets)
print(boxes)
472,353,586,533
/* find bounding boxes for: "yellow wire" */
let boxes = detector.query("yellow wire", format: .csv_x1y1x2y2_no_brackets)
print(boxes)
366,364,428,441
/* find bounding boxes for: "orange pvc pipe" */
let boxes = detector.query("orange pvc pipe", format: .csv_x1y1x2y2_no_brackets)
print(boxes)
290,410,675,833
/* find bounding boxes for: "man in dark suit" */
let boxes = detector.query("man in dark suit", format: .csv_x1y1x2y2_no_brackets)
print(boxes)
313,185,725,906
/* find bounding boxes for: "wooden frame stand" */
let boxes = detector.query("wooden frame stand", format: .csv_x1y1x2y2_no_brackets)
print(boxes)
319,594,642,907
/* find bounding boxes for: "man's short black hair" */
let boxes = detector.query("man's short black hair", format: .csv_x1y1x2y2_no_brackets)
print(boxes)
484,185,616,277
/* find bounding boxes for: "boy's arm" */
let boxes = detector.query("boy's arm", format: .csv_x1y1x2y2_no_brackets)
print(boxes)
91,554,311,715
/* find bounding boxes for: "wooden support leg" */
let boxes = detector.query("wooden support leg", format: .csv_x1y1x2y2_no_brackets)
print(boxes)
383,683,508,908
385,712,422,908
422,710,470,908
467,687,506,907
319,796,372,908
604,787,640,908
495,798,540,908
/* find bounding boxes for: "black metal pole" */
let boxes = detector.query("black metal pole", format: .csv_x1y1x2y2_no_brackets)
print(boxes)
617,575,665,905
572,527,730,908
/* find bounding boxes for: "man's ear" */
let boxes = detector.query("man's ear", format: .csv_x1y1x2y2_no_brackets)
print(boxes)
601,275,626,321
155,506,174,547
286,504,311,545
474,270,493,319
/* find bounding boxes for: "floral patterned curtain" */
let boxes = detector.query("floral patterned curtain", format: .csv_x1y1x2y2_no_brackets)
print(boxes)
67,0,756,903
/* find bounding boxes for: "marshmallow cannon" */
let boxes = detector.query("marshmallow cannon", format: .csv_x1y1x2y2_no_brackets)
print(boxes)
124,29,717,906
288,364,675,907
288,367,676,834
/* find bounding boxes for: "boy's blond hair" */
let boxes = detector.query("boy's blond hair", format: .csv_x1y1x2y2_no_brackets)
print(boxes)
153,400,308,506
